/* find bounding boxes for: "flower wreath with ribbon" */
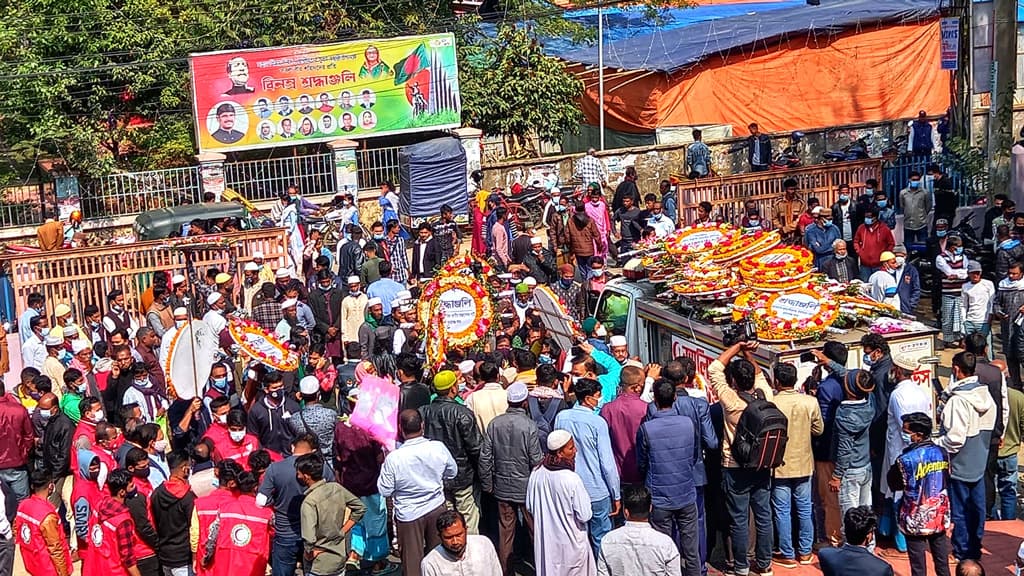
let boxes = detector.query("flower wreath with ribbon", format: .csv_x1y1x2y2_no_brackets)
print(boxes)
738,246,814,290
735,285,839,341
227,317,301,371
711,229,781,264
417,274,495,348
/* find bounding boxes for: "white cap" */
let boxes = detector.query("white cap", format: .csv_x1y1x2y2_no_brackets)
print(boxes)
550,187,561,196
524,276,537,287
547,429,573,451
44,335,63,347
280,298,298,310
72,339,92,354
610,335,628,347
347,275,360,285
892,352,920,372
367,297,382,308
275,268,290,279
244,262,259,272
398,290,412,300
530,236,543,245
171,274,186,285
63,323,78,335
253,250,265,259
458,360,476,375
207,292,222,306
399,304,414,313
173,307,188,318
299,375,320,395
390,299,403,310
811,206,823,215
507,382,528,403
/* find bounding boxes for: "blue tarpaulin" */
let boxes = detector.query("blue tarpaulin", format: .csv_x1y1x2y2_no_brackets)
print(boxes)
483,0,941,74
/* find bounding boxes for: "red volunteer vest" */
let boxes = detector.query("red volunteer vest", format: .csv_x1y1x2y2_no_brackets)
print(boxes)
216,434,260,471
15,495,70,576
194,488,237,576
70,474,102,550
211,495,274,576
82,504,133,576
69,420,97,472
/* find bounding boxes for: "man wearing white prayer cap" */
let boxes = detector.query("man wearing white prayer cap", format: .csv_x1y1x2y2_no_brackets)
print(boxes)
252,250,275,283
202,292,227,334
341,276,368,349
609,335,631,366
526,427,596,576
356,298,384,358
276,298,299,341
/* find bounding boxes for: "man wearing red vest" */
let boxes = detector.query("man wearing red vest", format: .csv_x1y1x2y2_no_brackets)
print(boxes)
210,409,261,470
82,468,143,576
201,397,233,454
194,459,243,576
14,471,71,576
123,449,159,576
203,470,274,576
70,396,105,473
71,449,104,551
93,422,121,475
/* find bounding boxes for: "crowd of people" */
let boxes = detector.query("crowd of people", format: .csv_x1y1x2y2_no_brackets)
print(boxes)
0,154,1021,576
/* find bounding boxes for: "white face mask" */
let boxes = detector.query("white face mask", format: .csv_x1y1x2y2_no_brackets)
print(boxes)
229,430,246,443
153,439,168,453
93,409,105,422
216,414,228,425
595,326,608,338
894,256,906,267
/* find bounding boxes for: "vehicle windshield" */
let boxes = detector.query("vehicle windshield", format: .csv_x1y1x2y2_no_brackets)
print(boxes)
595,288,630,335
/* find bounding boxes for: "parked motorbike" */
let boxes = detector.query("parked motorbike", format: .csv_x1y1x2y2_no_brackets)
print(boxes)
771,131,804,170
823,137,869,162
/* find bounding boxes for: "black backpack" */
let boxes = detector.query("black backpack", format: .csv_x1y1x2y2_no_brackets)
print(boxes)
731,390,789,470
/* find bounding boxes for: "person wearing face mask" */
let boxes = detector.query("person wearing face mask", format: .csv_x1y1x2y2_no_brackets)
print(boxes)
145,285,175,339
873,190,896,230
21,315,49,372
900,172,932,245
822,239,860,284
308,269,344,362
994,261,1024,388
936,236,969,348
868,252,902,310
150,452,198,576
15,471,72,576
340,276,368,349
879,355,933,554
71,396,104,459
214,409,262,470
19,292,45,345
853,207,895,282
647,200,675,239
886,412,951,576
102,289,139,341
806,207,841,268
553,375,620,559
549,264,587,324
121,362,168,426
830,184,857,253
583,257,609,315
248,373,299,457
82,468,146,576
994,224,1024,280
203,291,228,336
580,317,611,355
818,506,891,576
890,244,922,316
961,261,996,355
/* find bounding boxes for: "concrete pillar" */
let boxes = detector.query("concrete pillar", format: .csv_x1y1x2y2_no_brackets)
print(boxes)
453,127,483,217
327,139,359,198
195,152,227,202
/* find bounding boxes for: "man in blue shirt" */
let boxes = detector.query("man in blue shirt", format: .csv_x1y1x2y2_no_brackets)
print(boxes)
569,342,622,407
805,208,841,269
365,260,405,315
554,377,620,559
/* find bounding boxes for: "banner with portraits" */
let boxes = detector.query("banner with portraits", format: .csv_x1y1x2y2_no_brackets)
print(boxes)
189,33,462,153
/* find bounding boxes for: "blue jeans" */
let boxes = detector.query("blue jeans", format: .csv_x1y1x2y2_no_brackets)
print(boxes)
858,265,878,282
905,227,928,244
723,468,773,574
0,468,28,502
994,455,1018,520
949,478,986,560
838,465,872,526
589,497,613,560
771,477,813,558
961,321,993,359
271,534,304,576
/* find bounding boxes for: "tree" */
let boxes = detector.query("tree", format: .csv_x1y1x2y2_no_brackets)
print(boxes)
460,24,585,154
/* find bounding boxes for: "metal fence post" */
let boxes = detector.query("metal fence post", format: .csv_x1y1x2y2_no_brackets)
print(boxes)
453,127,483,217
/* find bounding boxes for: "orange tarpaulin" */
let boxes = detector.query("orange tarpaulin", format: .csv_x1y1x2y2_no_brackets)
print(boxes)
576,19,950,134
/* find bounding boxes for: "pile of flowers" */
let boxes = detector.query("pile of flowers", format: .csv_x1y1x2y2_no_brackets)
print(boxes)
734,284,839,342
227,317,300,371
710,229,781,264
738,246,814,291
159,235,235,250
417,273,494,347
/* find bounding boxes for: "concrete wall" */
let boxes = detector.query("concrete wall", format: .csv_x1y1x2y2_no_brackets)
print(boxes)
481,117,915,199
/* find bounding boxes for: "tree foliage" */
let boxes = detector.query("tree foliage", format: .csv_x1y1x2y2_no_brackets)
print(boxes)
0,0,594,175
460,24,585,147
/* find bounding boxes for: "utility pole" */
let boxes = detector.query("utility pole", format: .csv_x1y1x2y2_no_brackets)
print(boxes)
989,0,1016,195
598,5,605,151
950,0,971,142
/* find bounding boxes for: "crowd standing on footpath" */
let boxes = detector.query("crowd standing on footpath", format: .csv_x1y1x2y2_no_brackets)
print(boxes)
0,130,1022,576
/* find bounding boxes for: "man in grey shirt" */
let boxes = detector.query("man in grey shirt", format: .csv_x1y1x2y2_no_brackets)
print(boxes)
900,171,933,244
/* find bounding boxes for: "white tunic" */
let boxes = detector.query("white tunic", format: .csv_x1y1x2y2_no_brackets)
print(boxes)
279,203,305,271
202,310,226,336
421,535,502,576
881,379,933,496
526,465,595,576
868,269,901,310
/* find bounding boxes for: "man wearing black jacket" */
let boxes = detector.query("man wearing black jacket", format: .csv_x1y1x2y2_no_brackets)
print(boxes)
729,122,772,172
150,451,197,576
411,222,443,280
125,480,160,576
397,355,431,413
247,373,300,456
337,226,366,280
102,345,135,428
39,393,74,509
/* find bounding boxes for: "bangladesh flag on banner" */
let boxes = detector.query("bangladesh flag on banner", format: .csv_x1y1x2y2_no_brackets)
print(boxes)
394,43,428,85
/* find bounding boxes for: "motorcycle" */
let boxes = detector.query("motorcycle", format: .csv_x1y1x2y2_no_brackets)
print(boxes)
823,137,870,162
770,131,804,170
501,181,549,229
